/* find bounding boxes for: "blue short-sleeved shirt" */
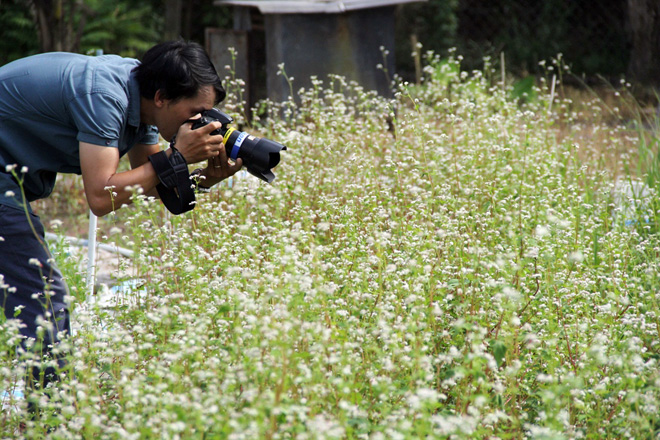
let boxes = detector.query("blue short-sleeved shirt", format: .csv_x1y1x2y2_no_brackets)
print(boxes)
0,52,159,208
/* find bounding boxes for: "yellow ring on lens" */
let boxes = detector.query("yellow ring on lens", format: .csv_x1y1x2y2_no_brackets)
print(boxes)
223,127,236,145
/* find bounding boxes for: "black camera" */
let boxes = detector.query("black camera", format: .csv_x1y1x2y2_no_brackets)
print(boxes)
191,109,286,183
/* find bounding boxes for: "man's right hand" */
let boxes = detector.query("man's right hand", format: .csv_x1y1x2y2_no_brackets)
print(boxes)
172,116,225,164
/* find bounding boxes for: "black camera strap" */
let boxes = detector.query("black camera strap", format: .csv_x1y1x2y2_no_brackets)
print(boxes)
148,146,196,214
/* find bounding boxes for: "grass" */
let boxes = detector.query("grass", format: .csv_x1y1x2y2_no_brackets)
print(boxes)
2,52,660,439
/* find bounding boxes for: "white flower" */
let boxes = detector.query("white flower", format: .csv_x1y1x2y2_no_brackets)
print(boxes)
525,246,539,258
568,251,584,263
5,164,16,172
534,225,549,238
503,286,521,303
4,191,14,197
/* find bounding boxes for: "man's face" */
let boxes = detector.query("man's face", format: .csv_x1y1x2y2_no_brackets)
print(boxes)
156,85,216,141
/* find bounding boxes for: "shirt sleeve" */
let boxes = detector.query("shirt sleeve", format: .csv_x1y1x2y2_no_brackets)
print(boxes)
67,92,125,147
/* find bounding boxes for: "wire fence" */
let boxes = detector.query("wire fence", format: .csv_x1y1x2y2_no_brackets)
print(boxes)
454,0,629,78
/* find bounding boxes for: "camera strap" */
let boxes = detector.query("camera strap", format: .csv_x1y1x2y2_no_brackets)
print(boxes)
148,147,196,214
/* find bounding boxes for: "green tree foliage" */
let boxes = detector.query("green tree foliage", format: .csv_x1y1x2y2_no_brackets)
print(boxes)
0,0,163,63
0,0,233,63
0,0,39,65
80,0,162,57
395,0,459,81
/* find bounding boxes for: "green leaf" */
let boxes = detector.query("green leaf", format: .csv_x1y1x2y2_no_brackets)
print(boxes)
511,76,537,103
492,340,507,368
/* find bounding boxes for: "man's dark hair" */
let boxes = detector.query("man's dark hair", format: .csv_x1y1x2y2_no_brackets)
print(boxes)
134,40,226,104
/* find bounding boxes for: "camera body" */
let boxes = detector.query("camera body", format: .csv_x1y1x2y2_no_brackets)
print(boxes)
191,109,286,183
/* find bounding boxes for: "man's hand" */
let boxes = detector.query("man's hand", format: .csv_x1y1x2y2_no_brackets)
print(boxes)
173,116,225,164
172,115,243,187
198,143,243,188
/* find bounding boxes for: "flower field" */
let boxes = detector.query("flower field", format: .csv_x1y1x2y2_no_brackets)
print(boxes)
2,53,660,439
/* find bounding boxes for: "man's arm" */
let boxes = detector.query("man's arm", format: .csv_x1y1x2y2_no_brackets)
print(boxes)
80,121,243,216
80,142,161,217
128,143,163,199
80,129,243,216
126,123,243,192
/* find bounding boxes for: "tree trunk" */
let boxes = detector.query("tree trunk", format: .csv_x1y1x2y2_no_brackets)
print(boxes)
31,0,60,52
29,0,88,53
164,0,183,41
627,0,660,88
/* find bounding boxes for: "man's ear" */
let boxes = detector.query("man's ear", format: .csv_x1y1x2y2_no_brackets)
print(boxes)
154,89,167,108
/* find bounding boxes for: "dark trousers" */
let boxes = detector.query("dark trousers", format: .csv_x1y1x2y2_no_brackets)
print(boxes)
0,204,70,404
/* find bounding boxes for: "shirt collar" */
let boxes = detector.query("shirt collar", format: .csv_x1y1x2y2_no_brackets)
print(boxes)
127,72,142,128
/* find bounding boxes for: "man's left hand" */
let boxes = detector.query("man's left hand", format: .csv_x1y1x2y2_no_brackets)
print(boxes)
199,144,243,188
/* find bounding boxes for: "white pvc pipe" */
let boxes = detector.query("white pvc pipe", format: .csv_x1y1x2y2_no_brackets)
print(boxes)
86,211,97,295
